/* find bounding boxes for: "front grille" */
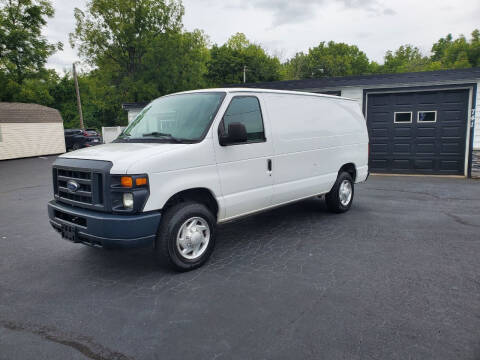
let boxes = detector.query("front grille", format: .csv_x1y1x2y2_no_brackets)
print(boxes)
58,169,92,180
56,168,94,205
54,167,106,209
52,158,112,212
58,190,92,204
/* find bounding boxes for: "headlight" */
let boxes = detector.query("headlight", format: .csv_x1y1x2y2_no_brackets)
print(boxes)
110,174,149,213
123,193,134,209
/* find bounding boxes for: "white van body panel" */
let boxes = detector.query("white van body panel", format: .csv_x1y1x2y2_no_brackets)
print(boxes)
261,93,368,205
60,88,369,222
130,137,222,213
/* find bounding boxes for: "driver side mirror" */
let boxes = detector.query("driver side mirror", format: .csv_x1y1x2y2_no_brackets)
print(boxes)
219,122,248,146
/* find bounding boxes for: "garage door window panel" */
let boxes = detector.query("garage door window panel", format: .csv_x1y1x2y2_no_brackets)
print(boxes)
394,112,412,123
418,111,437,123
221,96,266,143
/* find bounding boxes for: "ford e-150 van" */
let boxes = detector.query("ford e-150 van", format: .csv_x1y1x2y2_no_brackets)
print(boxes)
48,89,369,271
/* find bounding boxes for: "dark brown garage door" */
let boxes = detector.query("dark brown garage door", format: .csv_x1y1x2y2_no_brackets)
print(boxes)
367,89,469,175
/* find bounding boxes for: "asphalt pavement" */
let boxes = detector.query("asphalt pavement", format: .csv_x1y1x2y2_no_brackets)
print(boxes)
0,156,479,360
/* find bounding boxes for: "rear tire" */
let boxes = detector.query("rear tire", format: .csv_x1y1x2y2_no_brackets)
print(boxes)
155,201,216,271
72,143,81,151
325,172,354,213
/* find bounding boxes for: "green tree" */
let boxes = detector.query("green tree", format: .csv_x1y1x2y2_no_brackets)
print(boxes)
226,32,250,50
283,41,371,80
308,41,370,77
283,52,308,80
206,32,282,85
70,0,184,102
430,30,480,69
431,33,453,62
0,0,62,84
47,71,127,129
142,29,210,94
382,45,431,73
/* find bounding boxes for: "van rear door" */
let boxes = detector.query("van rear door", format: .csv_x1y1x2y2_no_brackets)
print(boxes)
214,94,274,220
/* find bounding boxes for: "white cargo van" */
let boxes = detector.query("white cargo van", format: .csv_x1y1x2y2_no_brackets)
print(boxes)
48,89,369,271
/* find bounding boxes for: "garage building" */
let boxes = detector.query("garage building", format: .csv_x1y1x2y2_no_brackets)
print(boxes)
240,68,480,178
0,103,66,160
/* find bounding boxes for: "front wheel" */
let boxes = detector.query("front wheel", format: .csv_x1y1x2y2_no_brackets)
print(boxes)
325,172,354,213
155,202,216,271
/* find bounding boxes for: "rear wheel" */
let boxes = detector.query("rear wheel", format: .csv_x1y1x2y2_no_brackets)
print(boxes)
155,201,216,271
325,172,354,213
72,143,81,151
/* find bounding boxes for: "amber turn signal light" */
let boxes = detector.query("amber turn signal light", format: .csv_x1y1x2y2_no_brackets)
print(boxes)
135,177,147,186
120,176,147,188
120,176,133,188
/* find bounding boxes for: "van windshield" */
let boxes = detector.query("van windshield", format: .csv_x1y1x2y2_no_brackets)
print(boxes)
117,92,226,143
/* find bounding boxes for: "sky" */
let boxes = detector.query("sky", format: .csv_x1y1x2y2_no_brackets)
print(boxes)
45,0,480,74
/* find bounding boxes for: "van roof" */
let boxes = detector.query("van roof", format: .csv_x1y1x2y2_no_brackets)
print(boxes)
172,88,357,102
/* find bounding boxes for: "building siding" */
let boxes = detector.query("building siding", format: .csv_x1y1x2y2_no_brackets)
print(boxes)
474,81,480,150
0,122,66,160
472,82,480,177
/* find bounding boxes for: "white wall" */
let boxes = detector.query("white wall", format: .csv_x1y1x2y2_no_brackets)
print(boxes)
473,82,480,150
340,87,363,105
128,109,142,124
102,126,126,143
0,122,66,160
340,87,364,112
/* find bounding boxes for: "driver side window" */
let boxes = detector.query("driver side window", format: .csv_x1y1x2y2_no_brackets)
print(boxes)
220,96,266,143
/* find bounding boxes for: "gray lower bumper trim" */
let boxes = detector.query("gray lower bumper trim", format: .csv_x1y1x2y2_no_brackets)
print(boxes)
48,200,161,248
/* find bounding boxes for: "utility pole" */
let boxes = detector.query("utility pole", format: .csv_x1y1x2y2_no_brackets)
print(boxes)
72,63,85,130
243,65,247,83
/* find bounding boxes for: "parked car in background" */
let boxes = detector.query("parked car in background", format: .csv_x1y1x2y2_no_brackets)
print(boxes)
64,129,103,151
49,89,369,271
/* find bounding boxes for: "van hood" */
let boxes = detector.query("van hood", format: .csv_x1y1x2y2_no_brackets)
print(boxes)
60,142,187,174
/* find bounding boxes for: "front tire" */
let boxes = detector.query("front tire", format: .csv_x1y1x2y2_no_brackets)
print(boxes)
155,202,216,271
325,172,354,213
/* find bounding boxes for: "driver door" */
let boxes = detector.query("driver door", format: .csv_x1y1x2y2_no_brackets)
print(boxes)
214,95,274,220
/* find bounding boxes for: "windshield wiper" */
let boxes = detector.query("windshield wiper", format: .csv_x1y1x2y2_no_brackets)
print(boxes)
141,132,183,143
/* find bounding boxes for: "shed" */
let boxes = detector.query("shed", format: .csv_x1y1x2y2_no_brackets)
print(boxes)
0,103,66,160
237,68,480,178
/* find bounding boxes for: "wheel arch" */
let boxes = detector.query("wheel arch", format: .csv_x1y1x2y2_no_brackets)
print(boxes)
162,187,220,220
338,163,357,182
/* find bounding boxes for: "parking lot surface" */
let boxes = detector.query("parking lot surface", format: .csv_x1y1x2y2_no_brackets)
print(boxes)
1,156,479,360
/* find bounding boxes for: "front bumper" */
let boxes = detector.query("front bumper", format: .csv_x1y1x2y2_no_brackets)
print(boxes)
48,200,161,248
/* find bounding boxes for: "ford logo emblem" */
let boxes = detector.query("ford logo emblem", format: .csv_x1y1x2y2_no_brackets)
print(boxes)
66,180,80,193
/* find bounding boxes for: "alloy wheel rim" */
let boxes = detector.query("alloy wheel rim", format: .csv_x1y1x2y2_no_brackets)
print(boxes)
339,180,352,206
176,217,210,260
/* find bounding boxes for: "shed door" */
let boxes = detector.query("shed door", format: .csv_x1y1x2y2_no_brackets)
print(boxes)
367,89,469,175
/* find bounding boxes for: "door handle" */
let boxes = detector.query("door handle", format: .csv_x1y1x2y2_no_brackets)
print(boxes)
267,159,272,172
